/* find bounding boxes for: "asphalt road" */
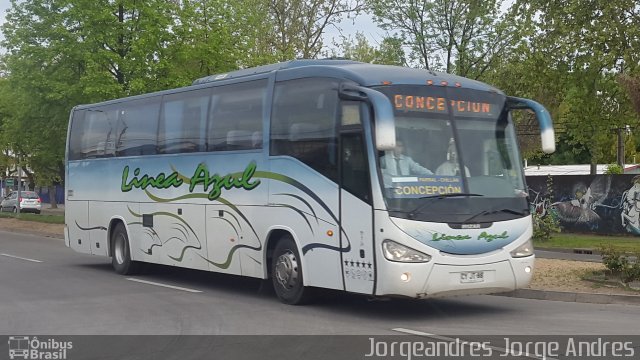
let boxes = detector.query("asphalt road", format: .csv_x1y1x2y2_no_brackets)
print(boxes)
1,230,639,336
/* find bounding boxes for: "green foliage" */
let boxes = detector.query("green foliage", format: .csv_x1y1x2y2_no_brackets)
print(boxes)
1,0,639,196
619,75,640,118
533,233,640,253
600,244,626,273
265,0,363,60
599,244,640,283
367,0,517,79
0,212,64,224
331,32,405,65
0,0,182,188
532,212,561,242
532,175,561,241
487,0,640,162
0,0,359,193
604,164,623,174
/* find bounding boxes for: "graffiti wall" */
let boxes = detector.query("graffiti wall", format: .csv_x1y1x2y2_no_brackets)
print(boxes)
527,175,640,236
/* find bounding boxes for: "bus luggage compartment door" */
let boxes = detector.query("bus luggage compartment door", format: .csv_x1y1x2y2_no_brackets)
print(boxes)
67,200,91,254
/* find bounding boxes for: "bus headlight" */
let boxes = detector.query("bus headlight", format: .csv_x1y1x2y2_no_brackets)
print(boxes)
382,240,431,263
510,239,534,258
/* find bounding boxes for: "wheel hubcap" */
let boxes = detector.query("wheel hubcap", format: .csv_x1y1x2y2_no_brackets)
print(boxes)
275,251,299,290
114,234,126,265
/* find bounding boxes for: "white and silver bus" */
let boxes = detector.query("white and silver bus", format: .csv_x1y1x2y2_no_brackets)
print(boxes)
65,60,555,304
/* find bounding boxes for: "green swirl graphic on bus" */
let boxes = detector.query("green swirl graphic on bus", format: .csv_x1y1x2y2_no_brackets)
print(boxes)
121,161,261,200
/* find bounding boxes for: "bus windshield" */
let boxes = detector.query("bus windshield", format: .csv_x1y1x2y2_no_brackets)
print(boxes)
375,85,528,223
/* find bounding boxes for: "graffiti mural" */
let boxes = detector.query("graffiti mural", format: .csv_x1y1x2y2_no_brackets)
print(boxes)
527,175,640,236
621,175,640,235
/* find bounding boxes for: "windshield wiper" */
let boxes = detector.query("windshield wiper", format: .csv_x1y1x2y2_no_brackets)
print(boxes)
408,193,483,218
464,208,527,223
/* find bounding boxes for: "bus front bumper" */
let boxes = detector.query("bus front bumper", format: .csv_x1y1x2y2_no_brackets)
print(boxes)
375,255,534,298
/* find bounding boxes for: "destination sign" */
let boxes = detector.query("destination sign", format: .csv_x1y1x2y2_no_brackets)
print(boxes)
391,175,463,198
393,94,498,117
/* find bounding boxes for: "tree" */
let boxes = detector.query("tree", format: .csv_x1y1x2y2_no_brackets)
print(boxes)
367,0,516,79
620,75,640,118
266,0,363,60
485,0,640,170
332,32,405,65
166,0,256,84
0,0,180,206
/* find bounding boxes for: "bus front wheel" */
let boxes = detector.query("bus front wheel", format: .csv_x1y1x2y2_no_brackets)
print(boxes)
111,223,140,275
271,236,312,305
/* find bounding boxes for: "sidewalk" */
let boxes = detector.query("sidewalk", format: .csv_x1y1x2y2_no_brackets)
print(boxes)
495,248,640,306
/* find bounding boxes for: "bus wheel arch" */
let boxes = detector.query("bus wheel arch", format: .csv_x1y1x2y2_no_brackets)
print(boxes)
265,228,312,305
107,217,127,257
108,218,140,275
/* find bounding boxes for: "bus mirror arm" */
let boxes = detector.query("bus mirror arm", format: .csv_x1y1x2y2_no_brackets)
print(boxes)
339,83,396,151
506,96,556,154
338,83,368,101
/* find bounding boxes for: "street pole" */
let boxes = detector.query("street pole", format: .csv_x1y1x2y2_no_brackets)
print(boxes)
616,127,625,168
16,155,21,215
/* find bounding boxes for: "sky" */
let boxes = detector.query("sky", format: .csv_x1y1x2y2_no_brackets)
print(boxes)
0,0,8,21
0,0,9,43
323,12,383,50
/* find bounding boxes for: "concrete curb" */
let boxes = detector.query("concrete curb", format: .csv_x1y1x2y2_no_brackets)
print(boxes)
495,289,640,306
536,247,600,255
535,249,602,263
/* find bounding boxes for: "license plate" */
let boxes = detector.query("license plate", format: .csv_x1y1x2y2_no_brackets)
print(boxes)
460,271,485,283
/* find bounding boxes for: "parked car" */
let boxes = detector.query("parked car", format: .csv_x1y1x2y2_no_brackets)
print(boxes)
0,191,42,214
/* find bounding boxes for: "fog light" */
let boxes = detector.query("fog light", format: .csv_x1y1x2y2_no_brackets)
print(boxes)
525,266,532,273
400,272,411,282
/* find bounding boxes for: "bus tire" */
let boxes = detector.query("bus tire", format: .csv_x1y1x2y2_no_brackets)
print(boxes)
111,223,140,275
271,235,312,305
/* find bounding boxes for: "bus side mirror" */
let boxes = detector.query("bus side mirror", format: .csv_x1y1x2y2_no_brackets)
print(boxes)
339,83,396,150
507,96,555,154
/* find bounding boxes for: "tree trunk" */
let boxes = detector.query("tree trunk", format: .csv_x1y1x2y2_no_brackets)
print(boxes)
49,185,58,209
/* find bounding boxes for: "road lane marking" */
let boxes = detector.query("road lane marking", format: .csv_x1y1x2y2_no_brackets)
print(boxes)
392,328,557,360
0,253,43,263
126,278,202,293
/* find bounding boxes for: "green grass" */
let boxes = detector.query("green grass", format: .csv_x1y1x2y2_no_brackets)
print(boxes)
0,212,65,224
535,233,640,253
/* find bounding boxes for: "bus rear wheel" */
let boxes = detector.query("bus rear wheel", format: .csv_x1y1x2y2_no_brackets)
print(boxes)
111,223,140,275
271,236,312,305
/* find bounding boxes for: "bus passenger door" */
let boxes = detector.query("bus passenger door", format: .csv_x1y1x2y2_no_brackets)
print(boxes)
339,104,375,294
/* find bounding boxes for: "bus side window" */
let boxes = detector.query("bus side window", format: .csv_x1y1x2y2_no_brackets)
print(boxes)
116,97,161,157
270,78,339,182
68,109,86,160
208,80,267,151
79,106,118,159
159,88,210,154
